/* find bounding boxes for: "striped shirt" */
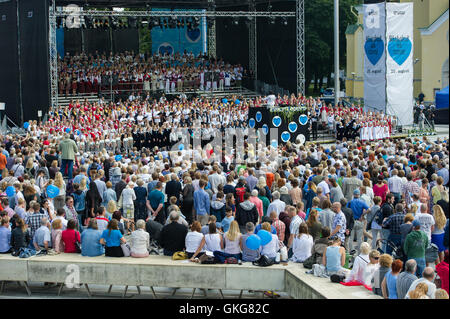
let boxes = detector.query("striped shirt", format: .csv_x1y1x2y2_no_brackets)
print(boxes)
396,272,417,299
272,219,286,242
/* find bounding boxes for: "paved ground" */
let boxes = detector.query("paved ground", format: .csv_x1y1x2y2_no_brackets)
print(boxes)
0,282,291,299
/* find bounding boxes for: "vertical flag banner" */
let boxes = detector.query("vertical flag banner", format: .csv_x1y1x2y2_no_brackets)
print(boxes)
386,2,414,125
363,2,386,113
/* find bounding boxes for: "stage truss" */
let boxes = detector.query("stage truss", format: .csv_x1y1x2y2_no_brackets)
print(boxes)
48,1,304,109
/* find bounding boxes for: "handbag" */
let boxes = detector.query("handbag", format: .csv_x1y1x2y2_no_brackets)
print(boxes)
74,231,81,253
121,243,131,257
172,251,188,260
199,253,216,264
425,243,439,263
252,255,274,267
303,253,317,269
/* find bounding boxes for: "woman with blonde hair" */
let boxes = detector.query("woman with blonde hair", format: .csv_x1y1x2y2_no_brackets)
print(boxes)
372,253,393,296
107,200,118,220
53,172,66,211
408,282,430,299
306,209,322,240
432,176,449,204
431,205,447,262
24,157,36,177
345,242,371,283
213,220,242,263
49,160,59,180
409,203,419,216
435,288,449,299
51,218,65,253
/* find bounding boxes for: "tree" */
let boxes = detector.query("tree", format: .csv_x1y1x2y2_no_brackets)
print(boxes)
305,0,361,95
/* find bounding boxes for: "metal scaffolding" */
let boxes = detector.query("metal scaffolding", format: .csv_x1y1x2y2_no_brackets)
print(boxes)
248,0,257,86
207,0,216,58
296,0,305,95
48,7,304,109
49,1,58,112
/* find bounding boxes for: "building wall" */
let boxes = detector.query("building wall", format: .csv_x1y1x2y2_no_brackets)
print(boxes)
346,0,449,101
420,20,449,102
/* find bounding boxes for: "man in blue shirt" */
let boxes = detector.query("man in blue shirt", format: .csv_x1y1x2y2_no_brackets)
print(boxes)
73,167,90,187
147,182,165,225
194,179,210,226
437,162,449,186
347,189,368,254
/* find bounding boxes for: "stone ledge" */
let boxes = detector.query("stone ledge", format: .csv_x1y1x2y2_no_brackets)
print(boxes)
0,254,381,299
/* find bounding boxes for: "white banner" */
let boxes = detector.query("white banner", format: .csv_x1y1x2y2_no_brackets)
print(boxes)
363,3,386,113
386,2,414,125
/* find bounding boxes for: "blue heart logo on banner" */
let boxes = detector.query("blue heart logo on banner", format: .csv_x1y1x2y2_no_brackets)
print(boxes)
248,118,256,128
262,124,269,135
158,43,174,55
186,28,201,42
270,139,278,148
288,122,298,133
364,38,384,66
299,114,308,125
388,38,412,66
281,131,290,143
256,111,262,122
272,116,282,127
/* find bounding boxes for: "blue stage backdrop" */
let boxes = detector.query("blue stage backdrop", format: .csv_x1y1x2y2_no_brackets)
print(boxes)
151,8,206,56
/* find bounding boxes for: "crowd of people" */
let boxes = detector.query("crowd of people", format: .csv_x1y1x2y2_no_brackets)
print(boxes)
58,51,244,96
0,88,448,298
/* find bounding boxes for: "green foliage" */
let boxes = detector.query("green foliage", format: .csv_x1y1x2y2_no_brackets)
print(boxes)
305,0,362,94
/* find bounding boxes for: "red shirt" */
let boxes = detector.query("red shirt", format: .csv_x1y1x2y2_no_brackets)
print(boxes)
61,229,81,253
373,183,389,203
436,261,449,294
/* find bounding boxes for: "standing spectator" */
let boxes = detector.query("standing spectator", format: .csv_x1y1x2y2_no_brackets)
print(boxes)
342,169,362,201
119,182,136,223
405,267,437,299
329,178,344,204
347,189,369,254
435,250,449,294
388,169,403,204
86,180,102,220
270,211,286,243
58,133,78,180
267,191,286,218
415,204,435,242
53,172,66,211
400,213,415,248
287,206,303,256
373,175,389,204
235,192,258,233
102,182,117,208
431,205,447,262
402,173,420,207
382,203,406,253
193,179,210,226
372,254,393,297
396,259,418,299
160,211,188,256
182,176,195,225
330,202,347,245
340,198,354,251
133,180,148,222
318,199,334,231
305,209,322,241
381,259,403,299
404,220,429,277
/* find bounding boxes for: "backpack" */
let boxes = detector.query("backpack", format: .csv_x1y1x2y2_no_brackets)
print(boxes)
374,206,385,226
235,187,246,203
252,255,274,267
367,207,382,230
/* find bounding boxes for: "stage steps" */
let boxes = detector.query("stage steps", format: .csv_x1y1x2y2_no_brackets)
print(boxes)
57,93,101,108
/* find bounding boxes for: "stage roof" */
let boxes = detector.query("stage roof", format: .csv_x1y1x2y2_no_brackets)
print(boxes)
54,0,293,9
